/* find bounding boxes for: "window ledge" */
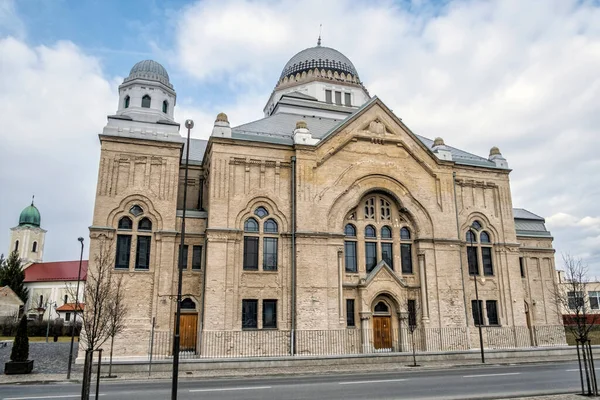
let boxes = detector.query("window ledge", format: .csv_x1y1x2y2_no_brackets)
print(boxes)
242,270,279,274
134,268,151,272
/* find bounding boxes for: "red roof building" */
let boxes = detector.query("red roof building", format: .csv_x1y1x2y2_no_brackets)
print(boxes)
24,260,88,282
56,303,84,312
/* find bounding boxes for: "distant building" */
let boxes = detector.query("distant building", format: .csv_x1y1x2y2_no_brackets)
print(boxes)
5,201,87,321
0,286,24,323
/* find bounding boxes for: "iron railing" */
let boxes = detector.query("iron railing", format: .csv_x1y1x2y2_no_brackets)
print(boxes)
148,325,567,360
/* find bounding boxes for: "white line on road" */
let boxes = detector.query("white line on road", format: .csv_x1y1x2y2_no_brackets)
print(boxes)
4,395,105,400
189,386,271,393
463,373,521,378
339,379,407,385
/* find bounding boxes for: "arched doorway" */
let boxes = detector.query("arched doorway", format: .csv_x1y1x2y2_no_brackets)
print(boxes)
178,298,198,352
372,300,393,350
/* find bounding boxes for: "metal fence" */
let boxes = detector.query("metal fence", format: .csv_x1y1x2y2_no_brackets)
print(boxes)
148,325,567,360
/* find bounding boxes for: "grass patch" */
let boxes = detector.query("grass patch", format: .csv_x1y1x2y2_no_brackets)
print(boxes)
0,336,76,342
564,329,600,346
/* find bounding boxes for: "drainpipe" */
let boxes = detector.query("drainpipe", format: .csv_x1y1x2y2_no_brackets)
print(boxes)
291,156,297,356
453,172,469,323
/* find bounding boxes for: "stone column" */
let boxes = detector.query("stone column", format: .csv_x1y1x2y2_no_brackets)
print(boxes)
359,312,372,354
338,248,344,325
418,254,429,322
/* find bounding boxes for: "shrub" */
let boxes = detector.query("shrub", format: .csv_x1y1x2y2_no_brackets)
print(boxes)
10,315,29,362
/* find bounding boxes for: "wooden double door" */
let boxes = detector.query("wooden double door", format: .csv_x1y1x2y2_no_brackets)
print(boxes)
373,316,392,349
178,313,198,351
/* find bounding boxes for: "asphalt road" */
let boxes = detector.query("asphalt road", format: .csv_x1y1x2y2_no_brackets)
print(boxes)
0,361,588,400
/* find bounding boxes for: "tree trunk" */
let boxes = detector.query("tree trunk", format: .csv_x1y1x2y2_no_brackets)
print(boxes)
81,349,93,400
108,335,115,377
411,330,417,367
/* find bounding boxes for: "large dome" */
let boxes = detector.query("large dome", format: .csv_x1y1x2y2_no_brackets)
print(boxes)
19,203,41,227
123,60,172,88
279,45,360,81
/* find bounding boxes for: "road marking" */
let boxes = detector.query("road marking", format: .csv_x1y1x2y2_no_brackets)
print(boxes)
4,396,105,400
189,386,271,393
339,379,407,385
463,372,521,378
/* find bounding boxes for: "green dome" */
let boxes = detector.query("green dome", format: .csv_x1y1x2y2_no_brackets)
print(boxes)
19,203,41,227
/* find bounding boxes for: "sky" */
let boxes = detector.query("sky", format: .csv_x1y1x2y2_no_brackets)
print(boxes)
0,0,599,274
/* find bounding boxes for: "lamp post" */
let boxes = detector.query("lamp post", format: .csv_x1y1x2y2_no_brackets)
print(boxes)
67,237,84,379
172,119,193,400
469,227,485,363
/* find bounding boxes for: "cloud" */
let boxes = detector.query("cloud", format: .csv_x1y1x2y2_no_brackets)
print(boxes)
171,0,600,272
0,37,115,261
0,0,25,39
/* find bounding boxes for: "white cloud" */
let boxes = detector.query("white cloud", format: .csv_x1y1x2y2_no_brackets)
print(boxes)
0,37,115,261
0,0,25,39
172,0,600,272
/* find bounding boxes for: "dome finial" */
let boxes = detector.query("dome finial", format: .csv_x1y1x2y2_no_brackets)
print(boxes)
317,24,322,46
31,194,34,206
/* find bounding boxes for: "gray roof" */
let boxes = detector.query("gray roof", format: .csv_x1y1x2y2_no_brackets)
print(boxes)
124,60,172,89
183,138,208,164
280,45,359,80
513,208,552,238
282,91,318,101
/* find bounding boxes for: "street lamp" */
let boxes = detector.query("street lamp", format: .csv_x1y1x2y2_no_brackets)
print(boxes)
172,119,193,400
67,237,84,379
468,226,485,363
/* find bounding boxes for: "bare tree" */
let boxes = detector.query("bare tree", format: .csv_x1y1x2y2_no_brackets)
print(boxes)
401,289,421,367
68,239,116,400
552,254,599,396
105,273,127,378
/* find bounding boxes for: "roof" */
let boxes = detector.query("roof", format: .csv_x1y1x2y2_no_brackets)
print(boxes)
231,98,497,169
280,45,360,80
281,91,318,101
183,138,208,164
56,303,84,312
513,208,552,238
0,286,24,306
123,60,172,89
24,260,88,283
19,203,41,227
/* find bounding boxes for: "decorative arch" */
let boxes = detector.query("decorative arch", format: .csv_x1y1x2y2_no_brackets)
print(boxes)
327,174,434,237
460,211,500,243
367,290,403,314
234,196,289,233
107,194,163,231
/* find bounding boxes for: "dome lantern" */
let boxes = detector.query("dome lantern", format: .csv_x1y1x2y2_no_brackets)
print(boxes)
123,60,172,89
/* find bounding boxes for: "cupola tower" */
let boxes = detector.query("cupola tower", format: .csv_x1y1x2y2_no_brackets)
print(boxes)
9,198,46,265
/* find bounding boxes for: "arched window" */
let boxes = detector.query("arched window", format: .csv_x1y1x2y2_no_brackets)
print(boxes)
124,95,130,108
32,241,37,252
243,214,278,271
14,240,19,252
244,218,259,232
374,301,389,313
400,226,413,274
141,95,151,108
466,226,494,276
138,217,152,231
344,224,357,273
381,226,392,239
181,298,196,309
118,217,132,230
471,220,482,230
380,199,391,220
344,224,356,237
162,100,168,113
254,207,268,218
264,219,278,233
130,205,143,217
365,225,376,238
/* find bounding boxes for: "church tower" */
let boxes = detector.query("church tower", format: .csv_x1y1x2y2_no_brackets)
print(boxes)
9,199,46,265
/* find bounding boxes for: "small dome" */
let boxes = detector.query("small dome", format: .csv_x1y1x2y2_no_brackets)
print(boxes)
19,203,41,227
215,112,229,123
280,45,360,81
295,120,307,130
433,137,445,147
489,146,501,156
123,60,172,88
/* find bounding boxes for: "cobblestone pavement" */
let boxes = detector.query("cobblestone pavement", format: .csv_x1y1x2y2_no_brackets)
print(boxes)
0,340,82,375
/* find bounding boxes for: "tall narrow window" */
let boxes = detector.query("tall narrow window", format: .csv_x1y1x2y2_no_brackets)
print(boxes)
179,244,189,269
346,299,355,327
64,295,68,304
335,91,342,105
141,95,151,108
162,100,168,113
519,257,526,278
408,299,417,328
124,95,130,108
242,299,258,329
135,236,151,269
115,235,131,269
32,241,37,252
589,292,600,310
382,243,393,269
472,300,484,326
344,224,357,273
400,227,413,274
14,240,19,252
243,237,259,270
39,295,43,307
482,247,493,276
344,92,351,106
66,312,71,322
365,242,377,272
486,300,499,325
467,246,479,275
364,198,375,219
325,90,332,103
263,300,277,329
192,245,202,270
263,237,278,271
